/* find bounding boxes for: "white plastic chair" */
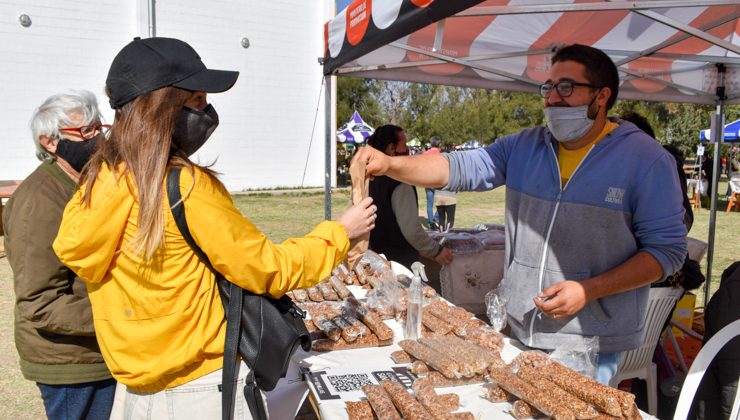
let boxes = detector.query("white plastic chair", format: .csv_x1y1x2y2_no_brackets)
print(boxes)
666,319,704,374
609,287,684,416
673,318,740,420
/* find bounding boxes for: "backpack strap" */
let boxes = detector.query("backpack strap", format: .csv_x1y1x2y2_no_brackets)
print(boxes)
166,166,259,420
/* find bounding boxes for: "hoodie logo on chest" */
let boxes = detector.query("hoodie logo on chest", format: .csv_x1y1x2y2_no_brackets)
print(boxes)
605,187,625,205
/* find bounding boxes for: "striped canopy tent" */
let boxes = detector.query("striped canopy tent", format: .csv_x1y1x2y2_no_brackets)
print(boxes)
320,0,740,300
337,110,374,143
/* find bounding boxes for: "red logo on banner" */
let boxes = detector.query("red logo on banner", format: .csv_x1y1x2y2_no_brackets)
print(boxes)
410,0,433,7
346,0,372,46
324,22,329,58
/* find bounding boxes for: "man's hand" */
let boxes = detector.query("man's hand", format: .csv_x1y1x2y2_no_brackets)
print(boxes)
351,146,391,180
433,247,453,265
532,280,590,319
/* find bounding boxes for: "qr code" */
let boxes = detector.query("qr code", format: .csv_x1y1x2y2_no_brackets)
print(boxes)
327,373,373,393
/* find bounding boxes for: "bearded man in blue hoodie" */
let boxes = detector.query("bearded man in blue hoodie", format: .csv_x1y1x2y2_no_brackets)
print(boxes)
353,44,687,385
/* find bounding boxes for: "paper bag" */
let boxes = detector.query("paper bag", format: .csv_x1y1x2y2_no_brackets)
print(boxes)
347,159,370,268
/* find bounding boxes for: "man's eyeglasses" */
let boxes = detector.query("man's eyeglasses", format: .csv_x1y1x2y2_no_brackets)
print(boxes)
59,124,111,140
539,81,602,99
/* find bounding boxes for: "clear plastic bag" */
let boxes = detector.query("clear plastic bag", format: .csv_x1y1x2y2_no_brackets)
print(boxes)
472,223,505,232
365,269,406,319
549,336,599,379
484,288,508,332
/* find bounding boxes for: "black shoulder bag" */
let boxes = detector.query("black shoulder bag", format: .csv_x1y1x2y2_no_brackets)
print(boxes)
166,167,311,420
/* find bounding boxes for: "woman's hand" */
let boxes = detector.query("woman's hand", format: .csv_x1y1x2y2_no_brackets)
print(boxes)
351,146,391,180
338,197,377,239
434,247,454,265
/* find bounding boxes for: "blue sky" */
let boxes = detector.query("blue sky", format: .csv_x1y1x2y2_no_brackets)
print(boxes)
336,0,352,11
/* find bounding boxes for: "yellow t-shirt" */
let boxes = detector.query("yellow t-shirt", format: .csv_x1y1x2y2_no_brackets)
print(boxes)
558,120,618,187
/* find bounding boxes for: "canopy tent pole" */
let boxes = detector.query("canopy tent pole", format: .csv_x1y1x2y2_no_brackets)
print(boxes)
704,63,726,305
324,74,333,220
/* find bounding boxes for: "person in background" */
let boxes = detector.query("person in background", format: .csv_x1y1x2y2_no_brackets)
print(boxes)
701,151,714,201
52,37,376,419
367,125,453,268
3,90,115,419
691,261,740,420
423,136,442,229
434,188,457,231
353,44,687,385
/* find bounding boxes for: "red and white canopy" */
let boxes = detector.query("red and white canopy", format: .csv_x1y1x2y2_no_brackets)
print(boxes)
323,0,740,105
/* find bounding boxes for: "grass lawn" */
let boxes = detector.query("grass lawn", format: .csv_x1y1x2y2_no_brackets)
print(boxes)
0,181,737,417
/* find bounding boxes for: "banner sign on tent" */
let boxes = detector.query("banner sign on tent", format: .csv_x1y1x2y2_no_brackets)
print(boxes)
337,110,374,144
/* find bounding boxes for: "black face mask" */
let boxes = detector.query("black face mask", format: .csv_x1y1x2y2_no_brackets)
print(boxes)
55,135,101,173
172,104,219,156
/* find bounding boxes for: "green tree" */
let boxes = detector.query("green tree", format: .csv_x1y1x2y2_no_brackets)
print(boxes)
336,77,382,128
663,103,714,158
337,77,740,158
612,100,671,139
488,91,543,142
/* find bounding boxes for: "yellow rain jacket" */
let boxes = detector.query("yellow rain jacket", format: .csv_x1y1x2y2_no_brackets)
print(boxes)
53,164,349,392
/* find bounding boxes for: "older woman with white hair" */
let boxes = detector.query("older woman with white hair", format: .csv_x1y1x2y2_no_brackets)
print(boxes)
3,90,114,419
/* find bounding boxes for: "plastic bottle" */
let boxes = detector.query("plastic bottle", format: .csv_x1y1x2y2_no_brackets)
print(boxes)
404,262,428,340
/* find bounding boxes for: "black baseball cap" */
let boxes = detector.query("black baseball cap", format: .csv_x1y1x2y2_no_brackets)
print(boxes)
106,37,239,109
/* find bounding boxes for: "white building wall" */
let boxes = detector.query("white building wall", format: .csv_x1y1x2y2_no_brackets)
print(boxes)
0,0,333,191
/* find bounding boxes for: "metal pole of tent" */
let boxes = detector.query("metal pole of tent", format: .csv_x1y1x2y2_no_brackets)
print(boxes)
324,75,333,220
704,63,726,306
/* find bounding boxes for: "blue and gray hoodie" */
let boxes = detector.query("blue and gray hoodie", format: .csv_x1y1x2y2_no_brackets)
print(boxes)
445,120,687,353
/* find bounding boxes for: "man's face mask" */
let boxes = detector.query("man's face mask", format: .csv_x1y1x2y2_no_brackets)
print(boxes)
55,134,101,173
172,104,219,156
545,94,600,143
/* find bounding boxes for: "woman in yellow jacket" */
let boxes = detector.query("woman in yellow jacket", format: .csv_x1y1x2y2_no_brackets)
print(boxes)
53,37,376,419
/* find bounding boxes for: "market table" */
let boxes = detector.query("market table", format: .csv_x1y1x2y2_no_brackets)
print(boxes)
0,180,22,235
266,321,657,419
265,267,657,420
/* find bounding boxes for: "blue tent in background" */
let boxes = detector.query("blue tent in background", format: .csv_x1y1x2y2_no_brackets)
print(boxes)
700,119,740,142
336,111,373,144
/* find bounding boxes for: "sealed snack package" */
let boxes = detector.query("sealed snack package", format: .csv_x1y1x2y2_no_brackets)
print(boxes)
354,250,393,286
511,339,598,380
332,262,353,285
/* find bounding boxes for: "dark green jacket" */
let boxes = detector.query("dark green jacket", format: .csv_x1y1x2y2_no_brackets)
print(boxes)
3,161,111,384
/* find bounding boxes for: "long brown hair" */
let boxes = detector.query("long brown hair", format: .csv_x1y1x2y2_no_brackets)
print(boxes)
81,86,218,259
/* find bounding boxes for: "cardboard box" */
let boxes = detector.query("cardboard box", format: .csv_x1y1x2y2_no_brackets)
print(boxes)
671,292,696,338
